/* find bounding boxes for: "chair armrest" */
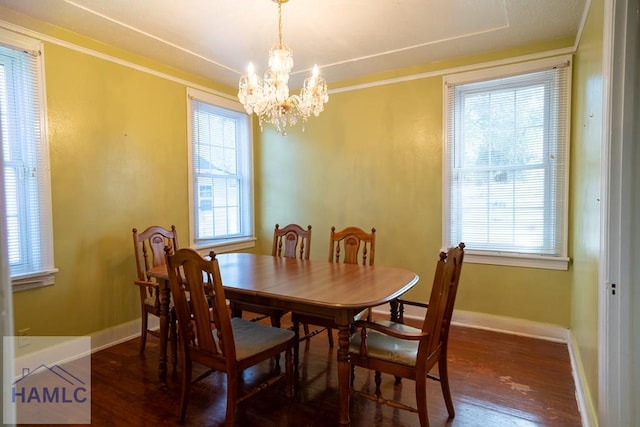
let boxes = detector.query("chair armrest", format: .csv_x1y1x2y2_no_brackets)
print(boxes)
134,279,159,289
394,298,429,323
353,320,428,341
396,298,428,309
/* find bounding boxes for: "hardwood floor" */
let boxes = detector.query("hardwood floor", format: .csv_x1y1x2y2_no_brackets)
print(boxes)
37,314,582,426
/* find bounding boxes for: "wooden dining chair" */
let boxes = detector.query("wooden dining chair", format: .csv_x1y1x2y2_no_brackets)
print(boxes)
292,226,376,347
229,223,312,328
166,248,296,426
273,223,312,260
132,225,178,355
348,243,465,427
391,243,467,400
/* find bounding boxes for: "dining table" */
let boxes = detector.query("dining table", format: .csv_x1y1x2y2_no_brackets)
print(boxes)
147,251,419,425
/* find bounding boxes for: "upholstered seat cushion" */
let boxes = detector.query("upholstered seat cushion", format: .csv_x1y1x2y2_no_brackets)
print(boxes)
349,320,421,367
352,308,369,322
229,317,295,361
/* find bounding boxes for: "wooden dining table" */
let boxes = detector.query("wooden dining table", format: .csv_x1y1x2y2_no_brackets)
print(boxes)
148,252,419,425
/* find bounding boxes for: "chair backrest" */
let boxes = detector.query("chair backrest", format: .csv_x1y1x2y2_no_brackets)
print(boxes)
132,225,178,281
440,242,465,344
328,226,376,266
272,224,312,259
419,243,465,359
166,248,235,369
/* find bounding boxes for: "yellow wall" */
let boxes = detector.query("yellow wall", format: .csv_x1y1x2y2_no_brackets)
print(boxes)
570,0,604,420
6,11,581,338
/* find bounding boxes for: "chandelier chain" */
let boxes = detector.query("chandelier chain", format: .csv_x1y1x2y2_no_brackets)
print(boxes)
278,1,283,48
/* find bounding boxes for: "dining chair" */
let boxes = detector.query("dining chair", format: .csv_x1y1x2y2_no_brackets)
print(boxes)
389,242,467,393
229,223,312,328
348,243,465,427
292,226,376,347
132,225,178,355
166,248,296,425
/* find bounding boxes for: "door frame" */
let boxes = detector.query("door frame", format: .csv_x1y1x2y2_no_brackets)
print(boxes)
599,0,638,425
0,113,15,423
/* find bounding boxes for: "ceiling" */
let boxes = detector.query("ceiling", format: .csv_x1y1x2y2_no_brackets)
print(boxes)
0,0,588,89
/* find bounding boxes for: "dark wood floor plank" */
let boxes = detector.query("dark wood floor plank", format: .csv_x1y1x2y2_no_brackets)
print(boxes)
21,313,581,426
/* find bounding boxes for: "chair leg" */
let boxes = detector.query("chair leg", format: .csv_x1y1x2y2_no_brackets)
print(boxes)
270,312,281,328
230,302,242,319
270,313,282,369
326,327,334,347
374,371,382,396
139,309,148,354
438,359,455,418
292,318,301,377
389,299,399,322
415,375,430,427
350,365,356,386
169,310,178,374
285,346,293,398
178,357,192,422
225,372,238,427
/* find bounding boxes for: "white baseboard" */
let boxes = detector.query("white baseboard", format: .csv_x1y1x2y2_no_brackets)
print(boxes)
89,316,158,353
567,332,596,427
373,305,571,342
371,306,591,427
12,317,155,370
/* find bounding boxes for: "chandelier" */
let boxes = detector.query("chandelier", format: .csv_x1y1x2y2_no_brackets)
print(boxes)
238,0,329,134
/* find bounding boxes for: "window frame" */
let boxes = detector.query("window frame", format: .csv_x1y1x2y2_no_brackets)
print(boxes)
1,28,57,291
442,56,572,270
186,88,255,253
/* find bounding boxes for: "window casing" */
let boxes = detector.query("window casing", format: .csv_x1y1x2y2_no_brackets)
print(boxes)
1,29,56,290
443,56,571,270
187,88,254,252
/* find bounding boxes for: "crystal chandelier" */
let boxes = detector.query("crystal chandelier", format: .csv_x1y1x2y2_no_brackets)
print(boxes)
238,0,329,134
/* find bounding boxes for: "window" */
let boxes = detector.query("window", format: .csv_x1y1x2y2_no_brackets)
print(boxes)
443,56,571,270
187,88,254,251
0,29,56,290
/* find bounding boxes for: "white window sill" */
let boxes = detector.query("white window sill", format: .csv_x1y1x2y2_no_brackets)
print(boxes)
465,251,570,270
193,236,257,255
12,268,59,292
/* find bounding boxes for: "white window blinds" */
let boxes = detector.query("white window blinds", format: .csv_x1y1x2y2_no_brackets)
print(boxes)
444,57,571,268
1,31,56,288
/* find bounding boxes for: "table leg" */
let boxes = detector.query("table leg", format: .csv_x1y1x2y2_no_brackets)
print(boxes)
158,279,170,380
337,323,351,425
